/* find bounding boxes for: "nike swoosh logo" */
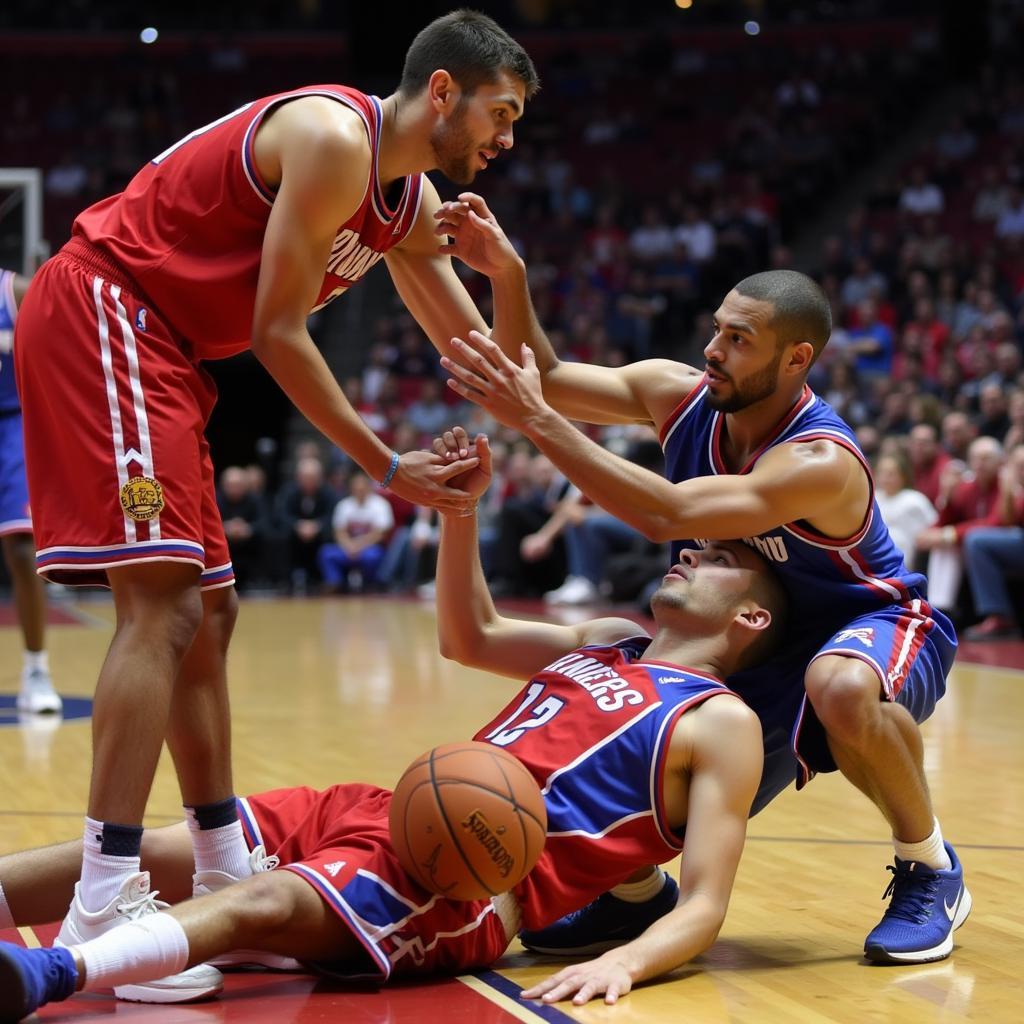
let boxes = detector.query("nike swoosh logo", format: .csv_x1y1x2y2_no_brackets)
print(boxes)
944,889,962,921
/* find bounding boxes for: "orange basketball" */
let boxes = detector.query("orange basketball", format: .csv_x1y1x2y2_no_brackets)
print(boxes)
388,740,547,901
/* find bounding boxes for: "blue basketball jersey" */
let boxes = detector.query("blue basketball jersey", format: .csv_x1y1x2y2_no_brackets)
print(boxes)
661,381,930,629
0,271,19,412
474,637,735,931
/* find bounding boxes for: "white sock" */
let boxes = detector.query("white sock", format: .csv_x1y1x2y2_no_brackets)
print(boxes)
894,818,952,871
80,817,140,913
22,650,49,674
611,869,668,903
78,911,189,991
186,816,252,879
0,879,15,929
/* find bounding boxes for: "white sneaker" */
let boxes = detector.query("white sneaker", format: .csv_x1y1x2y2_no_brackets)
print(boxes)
544,576,599,606
194,846,303,972
17,667,63,714
56,872,223,1003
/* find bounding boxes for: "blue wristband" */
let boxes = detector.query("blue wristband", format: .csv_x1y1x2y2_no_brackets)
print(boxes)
380,450,400,488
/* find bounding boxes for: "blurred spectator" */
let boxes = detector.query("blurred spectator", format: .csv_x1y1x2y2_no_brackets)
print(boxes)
488,453,568,597
995,185,1024,239
917,436,1005,614
907,423,951,504
629,205,675,262
406,378,457,439
941,410,977,461
838,297,894,380
936,116,977,162
276,456,335,593
962,443,1024,641
1003,389,1024,451
976,382,1011,441
673,204,716,264
873,453,937,566
972,167,1010,222
318,471,394,593
216,466,266,591
840,256,887,311
899,167,944,216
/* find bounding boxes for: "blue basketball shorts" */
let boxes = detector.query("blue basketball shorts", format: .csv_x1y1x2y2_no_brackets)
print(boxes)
0,410,31,535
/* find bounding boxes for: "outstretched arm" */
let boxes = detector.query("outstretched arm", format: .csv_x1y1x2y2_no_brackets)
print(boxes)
442,335,863,542
436,193,703,427
435,432,645,680
249,99,476,513
522,696,762,1005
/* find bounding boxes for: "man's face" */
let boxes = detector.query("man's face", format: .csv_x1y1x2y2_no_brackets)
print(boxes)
430,70,525,185
651,541,769,628
703,291,784,413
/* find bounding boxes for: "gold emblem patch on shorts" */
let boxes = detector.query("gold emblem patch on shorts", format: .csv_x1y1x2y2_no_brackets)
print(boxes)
120,476,164,521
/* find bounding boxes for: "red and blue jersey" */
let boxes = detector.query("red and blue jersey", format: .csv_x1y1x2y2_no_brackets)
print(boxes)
661,381,930,629
71,86,424,361
477,637,734,931
0,271,19,412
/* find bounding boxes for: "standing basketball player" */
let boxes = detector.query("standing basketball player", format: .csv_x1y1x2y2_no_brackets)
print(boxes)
0,270,60,715
0,436,785,1014
434,198,967,966
12,12,538,1000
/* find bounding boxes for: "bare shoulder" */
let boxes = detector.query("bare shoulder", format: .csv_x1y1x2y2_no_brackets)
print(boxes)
689,694,761,754
620,359,704,427
255,96,371,188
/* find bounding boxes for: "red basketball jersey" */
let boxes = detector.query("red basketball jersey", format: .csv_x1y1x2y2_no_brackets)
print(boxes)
72,86,424,361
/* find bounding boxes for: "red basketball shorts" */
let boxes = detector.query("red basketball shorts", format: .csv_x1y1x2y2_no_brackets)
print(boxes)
14,240,233,588
238,784,517,981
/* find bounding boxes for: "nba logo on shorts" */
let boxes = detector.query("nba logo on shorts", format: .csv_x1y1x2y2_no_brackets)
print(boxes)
135,307,147,332
834,627,875,647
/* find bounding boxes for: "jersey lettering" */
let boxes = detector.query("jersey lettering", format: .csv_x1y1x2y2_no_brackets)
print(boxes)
544,652,645,711
484,681,566,747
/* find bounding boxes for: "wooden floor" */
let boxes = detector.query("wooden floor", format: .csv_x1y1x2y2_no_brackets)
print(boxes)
1,595,1022,1022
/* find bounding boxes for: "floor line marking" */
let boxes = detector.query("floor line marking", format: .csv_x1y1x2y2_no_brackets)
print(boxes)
466,970,581,1024
17,926,40,948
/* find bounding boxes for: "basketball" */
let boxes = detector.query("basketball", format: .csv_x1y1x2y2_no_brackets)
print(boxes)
389,740,547,901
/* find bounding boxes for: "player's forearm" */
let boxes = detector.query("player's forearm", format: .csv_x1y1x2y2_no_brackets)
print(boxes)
489,260,558,374
519,409,717,543
435,511,501,663
611,893,725,986
253,330,393,480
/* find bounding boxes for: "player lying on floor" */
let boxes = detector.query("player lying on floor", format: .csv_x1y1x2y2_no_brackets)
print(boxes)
0,433,785,1019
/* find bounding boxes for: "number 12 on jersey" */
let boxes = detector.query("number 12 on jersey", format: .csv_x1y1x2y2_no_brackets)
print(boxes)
484,682,566,747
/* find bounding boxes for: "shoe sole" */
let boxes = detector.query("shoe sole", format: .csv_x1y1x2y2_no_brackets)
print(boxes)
864,886,973,965
114,977,224,1003
0,946,32,1023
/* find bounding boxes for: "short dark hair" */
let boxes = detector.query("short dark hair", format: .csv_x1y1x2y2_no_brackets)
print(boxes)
735,562,788,673
399,9,540,100
734,270,833,363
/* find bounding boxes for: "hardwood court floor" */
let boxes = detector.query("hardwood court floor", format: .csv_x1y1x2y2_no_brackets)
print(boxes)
1,595,1022,1023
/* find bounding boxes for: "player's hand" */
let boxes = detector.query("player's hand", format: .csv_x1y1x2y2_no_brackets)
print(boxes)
521,953,634,1006
387,449,479,514
431,431,493,501
441,333,548,431
434,193,522,278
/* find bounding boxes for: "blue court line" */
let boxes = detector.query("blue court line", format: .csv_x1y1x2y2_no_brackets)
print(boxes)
746,835,1024,852
474,970,580,1023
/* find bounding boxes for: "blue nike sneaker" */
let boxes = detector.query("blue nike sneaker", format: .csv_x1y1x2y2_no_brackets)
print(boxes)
520,874,679,956
864,842,971,964
0,941,77,1023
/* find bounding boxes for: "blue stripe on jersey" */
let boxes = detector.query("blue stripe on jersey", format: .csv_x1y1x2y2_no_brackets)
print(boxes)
0,270,19,412
661,385,931,628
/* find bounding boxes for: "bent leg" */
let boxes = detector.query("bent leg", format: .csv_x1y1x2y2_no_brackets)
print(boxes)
805,654,933,841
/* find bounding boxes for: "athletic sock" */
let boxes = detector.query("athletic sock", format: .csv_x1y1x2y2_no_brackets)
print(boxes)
611,869,668,903
185,798,252,879
79,817,143,913
893,818,952,871
0,879,15,929
23,650,49,674
77,911,189,991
